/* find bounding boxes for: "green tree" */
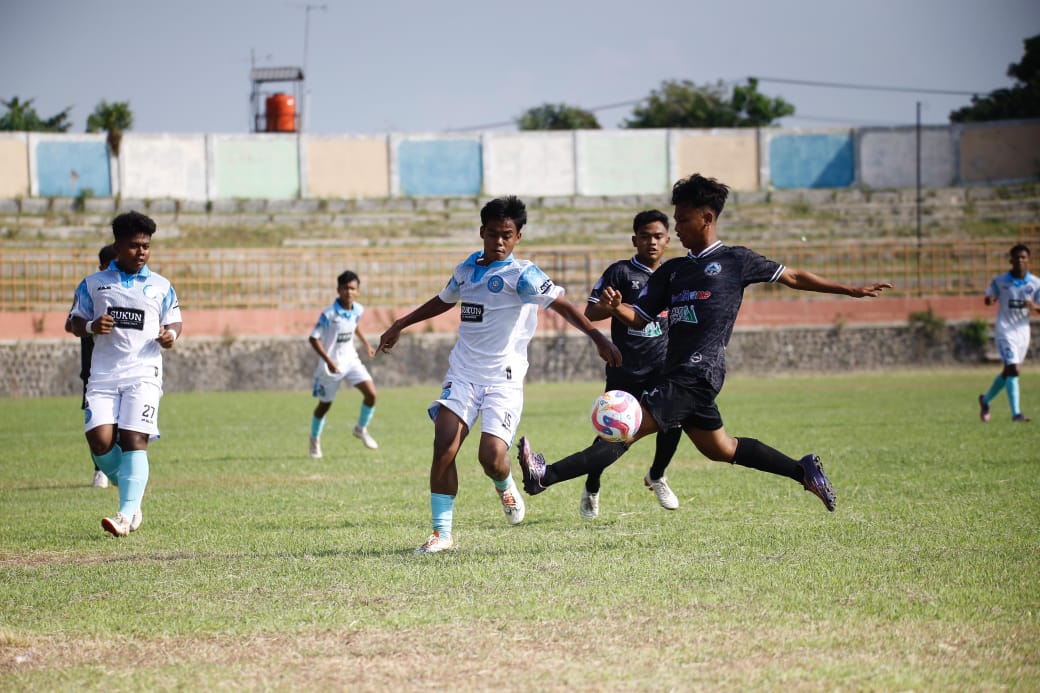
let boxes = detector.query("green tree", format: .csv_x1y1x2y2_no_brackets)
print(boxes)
950,34,1040,122
517,103,600,130
0,96,72,132
86,100,133,157
624,78,794,128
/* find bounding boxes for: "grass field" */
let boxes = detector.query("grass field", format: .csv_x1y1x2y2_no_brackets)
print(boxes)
1,369,1038,691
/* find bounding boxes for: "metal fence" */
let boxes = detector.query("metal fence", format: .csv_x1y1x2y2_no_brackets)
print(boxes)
2,232,1037,312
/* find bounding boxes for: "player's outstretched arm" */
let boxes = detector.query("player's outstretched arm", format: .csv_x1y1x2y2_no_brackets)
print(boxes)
600,286,649,330
377,296,454,355
548,296,622,367
778,268,893,298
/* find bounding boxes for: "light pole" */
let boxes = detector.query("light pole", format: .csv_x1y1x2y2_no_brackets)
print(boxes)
293,2,327,132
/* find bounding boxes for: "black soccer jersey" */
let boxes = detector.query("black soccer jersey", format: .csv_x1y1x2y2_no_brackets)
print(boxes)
633,242,784,391
588,256,669,379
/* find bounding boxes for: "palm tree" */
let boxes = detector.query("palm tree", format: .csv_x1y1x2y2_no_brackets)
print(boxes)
86,100,133,197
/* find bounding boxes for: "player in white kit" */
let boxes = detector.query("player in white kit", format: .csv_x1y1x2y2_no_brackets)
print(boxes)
377,196,621,554
69,211,183,537
978,244,1040,423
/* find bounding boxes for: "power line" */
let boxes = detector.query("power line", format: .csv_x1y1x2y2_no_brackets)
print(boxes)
752,76,983,97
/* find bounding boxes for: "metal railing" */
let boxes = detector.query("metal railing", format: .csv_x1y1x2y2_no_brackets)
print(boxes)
2,233,1037,312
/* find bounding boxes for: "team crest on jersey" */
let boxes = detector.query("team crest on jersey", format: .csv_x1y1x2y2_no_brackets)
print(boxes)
142,284,157,299
487,275,505,293
704,262,722,276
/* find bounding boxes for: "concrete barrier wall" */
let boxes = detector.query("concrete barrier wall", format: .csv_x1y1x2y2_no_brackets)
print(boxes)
121,134,208,201
857,127,957,189
958,119,1040,184
4,120,1038,200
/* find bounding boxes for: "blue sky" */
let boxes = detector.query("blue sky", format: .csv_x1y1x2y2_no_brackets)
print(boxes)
2,0,1037,135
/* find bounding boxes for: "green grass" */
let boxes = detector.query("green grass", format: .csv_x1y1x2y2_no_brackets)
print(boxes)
1,370,1038,690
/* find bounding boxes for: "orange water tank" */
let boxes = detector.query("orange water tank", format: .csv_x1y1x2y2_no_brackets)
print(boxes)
265,93,296,132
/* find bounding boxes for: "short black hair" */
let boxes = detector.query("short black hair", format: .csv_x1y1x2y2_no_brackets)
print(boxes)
337,270,360,287
632,209,669,233
480,196,527,232
1010,244,1031,257
111,211,156,240
98,244,117,267
671,174,730,217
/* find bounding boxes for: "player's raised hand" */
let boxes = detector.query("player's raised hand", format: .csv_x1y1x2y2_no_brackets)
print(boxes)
602,286,623,310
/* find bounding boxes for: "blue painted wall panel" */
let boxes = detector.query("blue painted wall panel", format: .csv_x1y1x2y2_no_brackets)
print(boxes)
36,141,111,196
398,140,482,196
769,134,854,189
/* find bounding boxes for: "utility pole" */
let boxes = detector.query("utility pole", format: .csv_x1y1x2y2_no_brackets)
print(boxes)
292,2,327,132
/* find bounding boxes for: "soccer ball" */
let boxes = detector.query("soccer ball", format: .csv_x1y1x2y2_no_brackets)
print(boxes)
590,389,642,443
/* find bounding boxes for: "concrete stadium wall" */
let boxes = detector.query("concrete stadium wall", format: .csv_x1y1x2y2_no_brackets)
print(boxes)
674,129,760,191
483,131,576,197
576,130,669,196
306,135,390,198
0,133,29,198
958,119,1040,184
766,130,855,189
30,134,111,197
4,323,1032,398
3,120,1038,201
211,134,300,199
857,127,957,189
121,134,208,201
391,134,483,197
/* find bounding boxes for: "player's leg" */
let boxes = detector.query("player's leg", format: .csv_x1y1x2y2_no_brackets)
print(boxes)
643,426,683,510
477,385,525,525
1000,332,1029,420
416,407,467,554
101,382,161,536
82,377,109,488
310,372,338,459
351,376,379,449
84,385,121,487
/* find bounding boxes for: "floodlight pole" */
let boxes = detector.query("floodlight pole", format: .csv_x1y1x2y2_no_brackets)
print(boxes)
915,101,922,296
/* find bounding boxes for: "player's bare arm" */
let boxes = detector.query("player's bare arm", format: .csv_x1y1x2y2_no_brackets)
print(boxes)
600,286,649,330
355,328,376,358
157,322,183,349
308,335,339,372
548,296,622,367
71,313,115,338
584,301,614,322
779,268,893,298
377,296,455,354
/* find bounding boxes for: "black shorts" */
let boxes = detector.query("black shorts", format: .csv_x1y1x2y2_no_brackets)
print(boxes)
642,373,724,433
604,371,659,399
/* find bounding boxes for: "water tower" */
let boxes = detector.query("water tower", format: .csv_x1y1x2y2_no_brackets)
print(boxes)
249,67,305,133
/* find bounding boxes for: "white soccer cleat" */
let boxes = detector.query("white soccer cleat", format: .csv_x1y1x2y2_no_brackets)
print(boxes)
101,512,132,537
644,473,679,510
130,508,143,532
579,489,600,519
415,530,456,554
309,436,323,459
353,425,378,449
92,469,109,489
498,479,526,525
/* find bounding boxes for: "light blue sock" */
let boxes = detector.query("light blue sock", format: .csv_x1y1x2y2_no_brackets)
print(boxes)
492,475,511,492
311,416,326,438
983,375,1007,403
91,445,121,486
431,492,454,536
117,449,149,518
1006,376,1021,416
358,404,375,429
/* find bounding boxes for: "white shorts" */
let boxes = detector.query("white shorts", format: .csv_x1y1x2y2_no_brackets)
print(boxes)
84,380,163,437
312,361,373,402
996,328,1030,366
427,375,524,446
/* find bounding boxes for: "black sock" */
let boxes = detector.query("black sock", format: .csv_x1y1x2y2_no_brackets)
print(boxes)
544,437,628,487
585,438,603,492
648,427,683,480
732,437,802,481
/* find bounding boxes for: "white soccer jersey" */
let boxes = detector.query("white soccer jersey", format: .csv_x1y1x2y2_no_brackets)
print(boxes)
437,251,564,385
987,271,1040,338
71,263,181,386
310,300,364,370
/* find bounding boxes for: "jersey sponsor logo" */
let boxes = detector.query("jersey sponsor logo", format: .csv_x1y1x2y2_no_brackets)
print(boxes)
627,321,663,338
487,275,505,293
670,289,712,303
107,307,145,330
539,279,554,294
704,262,722,276
460,302,484,322
670,305,699,324
336,333,353,343
1008,298,1027,309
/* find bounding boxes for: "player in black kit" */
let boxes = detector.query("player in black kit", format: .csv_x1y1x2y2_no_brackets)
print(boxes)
518,173,893,512
579,210,683,518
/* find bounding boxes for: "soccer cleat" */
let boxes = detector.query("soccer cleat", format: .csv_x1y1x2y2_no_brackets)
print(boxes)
415,530,455,554
129,508,143,532
309,436,323,459
353,425,379,449
1012,413,1031,422
798,454,836,512
579,489,600,519
644,474,679,510
516,437,547,495
978,395,990,422
498,480,526,524
92,469,109,489
101,512,132,537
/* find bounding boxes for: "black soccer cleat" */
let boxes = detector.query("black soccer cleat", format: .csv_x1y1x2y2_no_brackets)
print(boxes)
798,453,836,512
516,436,547,495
